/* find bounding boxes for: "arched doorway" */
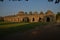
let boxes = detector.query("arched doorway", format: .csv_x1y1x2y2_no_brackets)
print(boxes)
39,18,42,22
23,17,29,22
46,17,50,22
32,18,35,21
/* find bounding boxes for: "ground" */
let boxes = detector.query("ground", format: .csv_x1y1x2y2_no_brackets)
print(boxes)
0,22,60,40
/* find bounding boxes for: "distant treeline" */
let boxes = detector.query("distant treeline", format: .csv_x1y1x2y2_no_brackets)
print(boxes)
56,12,60,20
0,0,60,4
0,0,28,2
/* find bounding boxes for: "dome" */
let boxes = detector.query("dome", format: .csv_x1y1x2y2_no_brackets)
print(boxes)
46,10,53,14
17,11,24,15
45,10,54,15
18,11,24,13
33,11,38,15
39,11,44,15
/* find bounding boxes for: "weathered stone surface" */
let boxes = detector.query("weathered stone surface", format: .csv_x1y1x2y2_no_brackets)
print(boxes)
2,10,58,23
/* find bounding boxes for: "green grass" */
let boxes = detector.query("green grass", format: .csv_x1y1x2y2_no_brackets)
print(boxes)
0,21,30,27
0,22,48,37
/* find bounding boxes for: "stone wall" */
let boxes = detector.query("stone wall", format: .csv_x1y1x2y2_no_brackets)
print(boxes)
56,16,60,23
3,10,56,23
0,17,4,21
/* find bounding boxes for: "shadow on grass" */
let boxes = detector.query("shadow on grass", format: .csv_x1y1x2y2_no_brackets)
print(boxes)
0,22,60,40
0,22,48,37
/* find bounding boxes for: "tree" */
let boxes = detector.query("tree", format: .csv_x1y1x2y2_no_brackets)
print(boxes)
56,12,60,20
55,0,60,4
48,0,53,2
57,12,60,16
25,0,28,1
0,0,4,2
48,0,60,4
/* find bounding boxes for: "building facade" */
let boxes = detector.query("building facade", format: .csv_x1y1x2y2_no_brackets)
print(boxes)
4,10,56,23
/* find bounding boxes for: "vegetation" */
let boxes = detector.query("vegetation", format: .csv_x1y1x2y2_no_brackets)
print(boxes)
56,12,60,16
0,22,48,37
56,12,60,20
0,0,60,4
48,0,60,4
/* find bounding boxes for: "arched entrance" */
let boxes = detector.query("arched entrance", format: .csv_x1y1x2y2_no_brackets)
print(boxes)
45,15,54,23
23,17,29,22
39,18,42,22
32,18,35,21
46,17,50,22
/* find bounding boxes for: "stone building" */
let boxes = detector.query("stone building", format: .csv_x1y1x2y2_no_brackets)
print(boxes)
0,17,4,21
4,10,56,23
56,16,60,23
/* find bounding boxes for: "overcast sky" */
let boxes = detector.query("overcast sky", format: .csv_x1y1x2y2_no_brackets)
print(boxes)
0,0,60,16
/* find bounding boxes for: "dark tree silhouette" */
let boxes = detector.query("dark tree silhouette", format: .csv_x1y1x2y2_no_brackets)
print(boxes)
55,0,60,4
18,0,21,1
25,0,28,1
9,0,21,1
56,12,60,20
0,0,60,4
0,0,3,2
48,0,60,4
57,12,60,16
48,0,53,2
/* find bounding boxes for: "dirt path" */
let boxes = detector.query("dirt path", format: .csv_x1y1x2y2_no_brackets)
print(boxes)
1,23,60,40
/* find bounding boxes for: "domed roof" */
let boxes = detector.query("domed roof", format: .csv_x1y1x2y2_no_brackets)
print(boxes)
39,11,44,15
17,11,24,15
45,10,54,15
33,11,38,15
18,11,24,13
46,10,53,14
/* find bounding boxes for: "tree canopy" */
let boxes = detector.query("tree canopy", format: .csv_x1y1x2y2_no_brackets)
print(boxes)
56,12,60,20
57,12,60,16
48,0,60,4
0,0,60,4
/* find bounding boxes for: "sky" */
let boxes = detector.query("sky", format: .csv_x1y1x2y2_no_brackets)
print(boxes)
0,0,60,16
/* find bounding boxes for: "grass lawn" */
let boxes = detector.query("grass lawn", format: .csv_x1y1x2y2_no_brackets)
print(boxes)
0,22,29,28
0,22,49,37
0,22,48,29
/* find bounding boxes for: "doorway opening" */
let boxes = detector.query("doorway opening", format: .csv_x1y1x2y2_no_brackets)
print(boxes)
46,17,50,22
23,17,29,22
32,18,35,21
39,18,42,22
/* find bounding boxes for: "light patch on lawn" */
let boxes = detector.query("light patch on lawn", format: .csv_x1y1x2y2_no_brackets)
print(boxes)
0,23,29,28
